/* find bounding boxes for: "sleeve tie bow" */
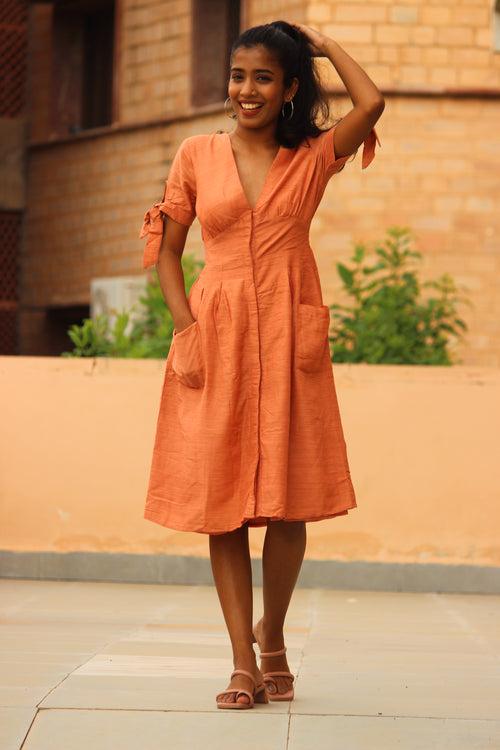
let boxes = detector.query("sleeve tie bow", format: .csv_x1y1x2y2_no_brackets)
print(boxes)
361,127,381,170
139,198,167,270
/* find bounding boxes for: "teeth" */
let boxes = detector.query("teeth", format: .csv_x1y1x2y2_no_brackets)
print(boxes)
241,103,262,110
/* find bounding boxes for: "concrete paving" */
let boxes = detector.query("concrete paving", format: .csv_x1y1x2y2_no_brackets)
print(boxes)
0,579,499,749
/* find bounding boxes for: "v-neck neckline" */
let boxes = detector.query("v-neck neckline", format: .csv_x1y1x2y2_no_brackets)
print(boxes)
225,131,283,213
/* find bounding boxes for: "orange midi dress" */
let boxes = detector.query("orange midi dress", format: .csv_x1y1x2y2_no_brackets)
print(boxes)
139,121,380,535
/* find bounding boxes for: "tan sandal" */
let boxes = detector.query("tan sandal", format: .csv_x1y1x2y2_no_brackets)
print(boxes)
252,629,295,701
216,668,268,709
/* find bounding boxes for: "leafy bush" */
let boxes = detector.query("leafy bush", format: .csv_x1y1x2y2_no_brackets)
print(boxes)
61,254,204,358
329,226,471,365
63,227,471,365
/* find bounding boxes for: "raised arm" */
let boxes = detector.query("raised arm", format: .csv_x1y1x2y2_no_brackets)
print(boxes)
294,23,385,161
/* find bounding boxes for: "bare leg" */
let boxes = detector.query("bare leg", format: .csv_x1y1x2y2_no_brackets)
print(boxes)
209,523,263,704
254,520,306,695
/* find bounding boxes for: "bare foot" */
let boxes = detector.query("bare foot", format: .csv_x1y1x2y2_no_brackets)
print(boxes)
253,617,294,696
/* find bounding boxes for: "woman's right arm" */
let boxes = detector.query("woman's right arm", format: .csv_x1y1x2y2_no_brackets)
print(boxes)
156,218,195,335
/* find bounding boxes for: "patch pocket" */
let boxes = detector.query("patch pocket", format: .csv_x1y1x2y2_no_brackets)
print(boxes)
296,303,331,373
172,320,205,389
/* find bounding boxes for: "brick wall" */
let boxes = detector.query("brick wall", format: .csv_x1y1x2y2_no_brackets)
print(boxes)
312,95,500,367
120,0,192,123
27,4,53,143
22,0,500,365
306,0,500,366
307,0,500,87
23,120,207,308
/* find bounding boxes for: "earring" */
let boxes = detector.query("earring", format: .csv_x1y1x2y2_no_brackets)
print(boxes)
224,97,237,120
281,98,294,120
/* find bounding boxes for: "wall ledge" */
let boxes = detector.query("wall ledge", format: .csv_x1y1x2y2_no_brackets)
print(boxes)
1,551,499,595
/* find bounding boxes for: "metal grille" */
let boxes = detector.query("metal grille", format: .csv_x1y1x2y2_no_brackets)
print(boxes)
0,211,21,354
0,0,28,117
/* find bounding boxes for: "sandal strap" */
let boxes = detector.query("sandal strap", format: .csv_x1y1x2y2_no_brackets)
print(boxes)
230,668,256,685
259,646,287,657
263,670,294,679
216,688,254,702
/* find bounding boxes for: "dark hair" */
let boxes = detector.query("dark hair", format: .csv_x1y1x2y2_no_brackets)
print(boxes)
229,20,337,149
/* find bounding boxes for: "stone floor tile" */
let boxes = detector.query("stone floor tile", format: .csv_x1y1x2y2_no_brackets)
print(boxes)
22,708,289,750
288,714,500,750
0,708,36,750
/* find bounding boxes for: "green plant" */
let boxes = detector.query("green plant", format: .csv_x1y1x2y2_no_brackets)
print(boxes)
61,254,204,358
329,226,471,365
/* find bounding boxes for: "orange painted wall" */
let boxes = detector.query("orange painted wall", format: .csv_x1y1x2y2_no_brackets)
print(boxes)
1,356,499,566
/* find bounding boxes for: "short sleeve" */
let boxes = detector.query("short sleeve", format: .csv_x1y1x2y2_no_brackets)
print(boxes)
317,121,381,179
139,138,197,269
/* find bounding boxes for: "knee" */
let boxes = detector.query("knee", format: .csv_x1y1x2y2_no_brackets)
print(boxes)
267,520,305,536
209,522,249,541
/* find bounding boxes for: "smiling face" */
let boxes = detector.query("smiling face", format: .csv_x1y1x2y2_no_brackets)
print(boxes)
228,44,298,130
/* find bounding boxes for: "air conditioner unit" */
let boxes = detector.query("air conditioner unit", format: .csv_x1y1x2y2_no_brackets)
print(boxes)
90,275,147,335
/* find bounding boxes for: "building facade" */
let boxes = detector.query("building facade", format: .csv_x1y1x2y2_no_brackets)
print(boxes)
4,0,500,364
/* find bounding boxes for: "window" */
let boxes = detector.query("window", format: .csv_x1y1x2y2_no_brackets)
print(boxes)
46,304,91,354
0,211,21,354
52,0,115,136
0,0,28,117
191,0,240,107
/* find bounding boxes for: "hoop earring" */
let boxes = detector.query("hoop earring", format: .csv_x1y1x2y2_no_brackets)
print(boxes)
281,99,294,120
224,97,237,120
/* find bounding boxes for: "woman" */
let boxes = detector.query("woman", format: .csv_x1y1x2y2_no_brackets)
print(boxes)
139,20,383,710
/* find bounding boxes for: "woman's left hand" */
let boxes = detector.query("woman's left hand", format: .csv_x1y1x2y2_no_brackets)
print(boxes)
292,23,331,57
